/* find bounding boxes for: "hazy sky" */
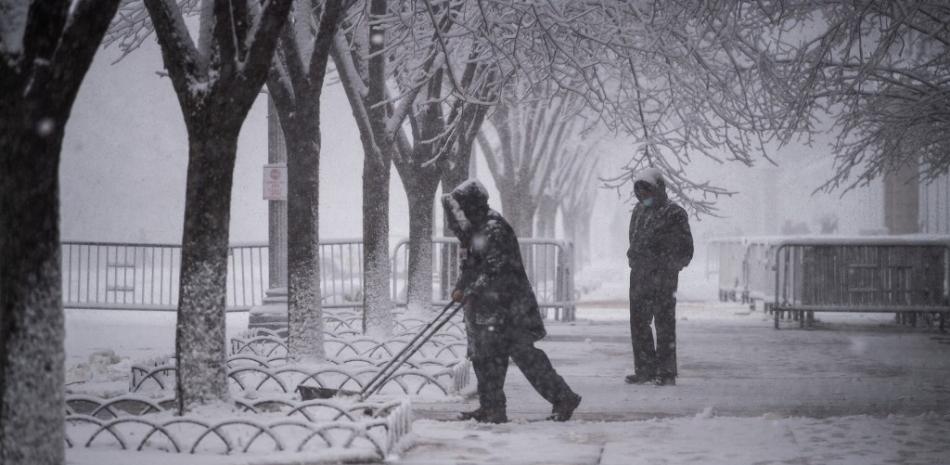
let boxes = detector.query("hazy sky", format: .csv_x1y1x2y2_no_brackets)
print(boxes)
59,34,886,255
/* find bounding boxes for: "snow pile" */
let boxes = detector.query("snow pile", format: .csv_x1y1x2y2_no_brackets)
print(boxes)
66,350,134,397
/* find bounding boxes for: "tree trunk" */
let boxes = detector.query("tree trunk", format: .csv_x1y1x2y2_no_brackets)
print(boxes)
0,119,66,465
536,194,558,239
405,176,440,313
499,184,535,237
362,155,394,336
578,209,593,268
175,125,239,413
282,109,325,361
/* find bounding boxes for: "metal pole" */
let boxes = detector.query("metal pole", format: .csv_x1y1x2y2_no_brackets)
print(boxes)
250,95,289,330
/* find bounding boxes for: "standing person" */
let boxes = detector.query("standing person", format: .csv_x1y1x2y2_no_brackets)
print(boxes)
443,180,582,423
625,168,694,386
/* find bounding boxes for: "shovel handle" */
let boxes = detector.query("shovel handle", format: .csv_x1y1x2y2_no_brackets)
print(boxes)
360,300,465,400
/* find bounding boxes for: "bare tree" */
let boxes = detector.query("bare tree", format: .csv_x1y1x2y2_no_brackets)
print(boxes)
330,0,397,335
538,137,601,240
595,1,950,200
331,0,497,322
267,0,344,362
758,0,950,191
477,85,583,236
449,1,803,215
391,10,499,312
0,1,121,463
141,0,291,412
394,64,496,312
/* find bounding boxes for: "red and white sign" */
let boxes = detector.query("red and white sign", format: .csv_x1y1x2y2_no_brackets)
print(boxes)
263,164,287,201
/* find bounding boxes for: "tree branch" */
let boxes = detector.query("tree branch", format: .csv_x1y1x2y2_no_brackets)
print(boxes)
143,0,204,103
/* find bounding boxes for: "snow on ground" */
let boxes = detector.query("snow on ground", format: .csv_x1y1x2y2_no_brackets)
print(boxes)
63,265,950,464
64,310,249,396
403,414,950,465
577,259,717,304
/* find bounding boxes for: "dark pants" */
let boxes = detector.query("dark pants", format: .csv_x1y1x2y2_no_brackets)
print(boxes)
469,326,576,411
629,271,678,379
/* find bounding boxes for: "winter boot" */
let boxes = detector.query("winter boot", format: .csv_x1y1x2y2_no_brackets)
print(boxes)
457,407,485,421
548,394,582,422
476,408,508,424
654,376,676,386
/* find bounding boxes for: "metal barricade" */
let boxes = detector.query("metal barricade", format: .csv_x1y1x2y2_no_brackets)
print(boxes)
772,237,950,330
318,238,364,309
63,237,576,318
61,241,268,311
392,237,576,321
710,238,747,302
709,237,786,308
743,240,780,306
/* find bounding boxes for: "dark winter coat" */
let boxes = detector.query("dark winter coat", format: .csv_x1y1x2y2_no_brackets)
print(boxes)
627,169,694,295
443,180,547,342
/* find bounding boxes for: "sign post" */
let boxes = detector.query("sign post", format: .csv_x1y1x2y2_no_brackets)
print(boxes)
250,97,289,330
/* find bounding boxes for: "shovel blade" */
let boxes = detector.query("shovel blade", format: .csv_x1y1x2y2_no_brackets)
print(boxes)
296,385,359,400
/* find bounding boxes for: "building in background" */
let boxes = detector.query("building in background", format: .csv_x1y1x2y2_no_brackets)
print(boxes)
919,171,950,234
884,163,920,234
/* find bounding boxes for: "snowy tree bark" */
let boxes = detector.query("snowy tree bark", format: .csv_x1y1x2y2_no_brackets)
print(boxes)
0,1,121,463
143,0,291,413
400,170,440,312
267,0,343,363
360,153,393,334
329,36,391,335
175,129,239,408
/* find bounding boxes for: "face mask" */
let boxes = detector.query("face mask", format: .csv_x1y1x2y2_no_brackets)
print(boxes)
642,197,655,207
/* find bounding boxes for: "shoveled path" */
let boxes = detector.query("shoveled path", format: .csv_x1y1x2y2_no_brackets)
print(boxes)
414,301,950,422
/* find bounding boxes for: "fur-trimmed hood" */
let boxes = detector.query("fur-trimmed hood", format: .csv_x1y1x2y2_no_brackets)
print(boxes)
442,179,489,240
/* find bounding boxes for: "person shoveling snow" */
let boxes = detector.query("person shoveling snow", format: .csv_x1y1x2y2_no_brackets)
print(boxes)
442,179,582,424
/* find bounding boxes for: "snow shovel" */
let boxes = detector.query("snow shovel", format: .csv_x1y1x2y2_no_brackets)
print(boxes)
297,299,466,401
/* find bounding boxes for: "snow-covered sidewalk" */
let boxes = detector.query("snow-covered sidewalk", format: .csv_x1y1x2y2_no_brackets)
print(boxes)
401,301,950,464
403,413,950,465
414,302,950,421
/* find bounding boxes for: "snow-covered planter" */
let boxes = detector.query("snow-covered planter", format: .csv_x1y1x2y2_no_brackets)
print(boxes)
64,394,411,462
131,353,471,399
220,325,472,399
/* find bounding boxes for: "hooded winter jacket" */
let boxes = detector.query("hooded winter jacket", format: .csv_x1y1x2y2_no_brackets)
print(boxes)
627,168,694,293
443,180,547,341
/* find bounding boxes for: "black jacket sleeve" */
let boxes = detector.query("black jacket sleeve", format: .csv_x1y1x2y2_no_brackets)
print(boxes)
664,206,694,270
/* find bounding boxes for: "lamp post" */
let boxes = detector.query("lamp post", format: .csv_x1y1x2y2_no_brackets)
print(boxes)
249,96,289,330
